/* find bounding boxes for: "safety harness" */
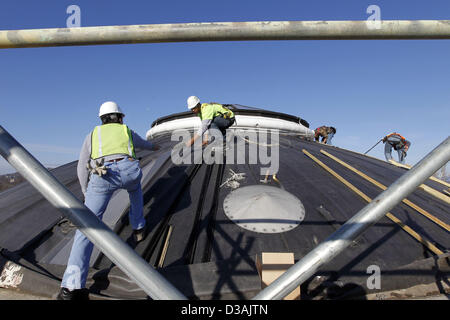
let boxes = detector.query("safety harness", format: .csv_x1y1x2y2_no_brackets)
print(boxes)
386,132,407,150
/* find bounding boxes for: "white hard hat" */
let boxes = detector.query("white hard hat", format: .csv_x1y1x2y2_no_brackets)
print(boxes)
187,96,200,110
98,101,125,118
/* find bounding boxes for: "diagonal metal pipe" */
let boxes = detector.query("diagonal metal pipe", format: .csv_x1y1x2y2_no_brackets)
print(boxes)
1,20,450,49
0,125,187,300
252,136,450,300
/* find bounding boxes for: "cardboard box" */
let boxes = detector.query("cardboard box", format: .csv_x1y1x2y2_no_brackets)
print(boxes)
255,252,300,300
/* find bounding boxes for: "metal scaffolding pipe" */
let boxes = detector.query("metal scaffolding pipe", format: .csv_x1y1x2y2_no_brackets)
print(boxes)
0,125,187,300
253,136,450,300
1,20,450,49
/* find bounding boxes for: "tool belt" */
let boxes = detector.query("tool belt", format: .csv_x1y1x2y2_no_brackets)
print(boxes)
87,158,107,177
87,157,136,176
106,157,134,163
217,107,234,119
393,140,405,150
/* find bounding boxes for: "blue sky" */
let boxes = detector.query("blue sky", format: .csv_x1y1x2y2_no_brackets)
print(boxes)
0,0,449,174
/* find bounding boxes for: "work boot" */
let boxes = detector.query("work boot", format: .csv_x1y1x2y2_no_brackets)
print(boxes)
57,287,89,300
133,226,147,243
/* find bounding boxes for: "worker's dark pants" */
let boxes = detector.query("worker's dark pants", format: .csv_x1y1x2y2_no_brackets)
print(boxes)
384,139,411,164
210,116,235,137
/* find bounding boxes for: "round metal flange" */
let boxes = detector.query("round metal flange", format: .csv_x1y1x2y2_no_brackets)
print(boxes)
223,185,305,234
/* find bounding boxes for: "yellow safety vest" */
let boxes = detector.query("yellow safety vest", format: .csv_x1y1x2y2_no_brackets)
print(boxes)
90,124,136,160
199,103,235,120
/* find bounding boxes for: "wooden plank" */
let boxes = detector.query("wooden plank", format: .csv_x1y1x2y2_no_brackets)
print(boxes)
335,146,450,188
389,160,450,189
417,184,450,205
302,149,444,255
320,150,450,231
255,252,300,300
157,225,173,268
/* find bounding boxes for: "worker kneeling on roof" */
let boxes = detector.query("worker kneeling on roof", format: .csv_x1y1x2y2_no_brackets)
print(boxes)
382,132,411,164
184,96,235,147
314,126,336,145
58,101,160,300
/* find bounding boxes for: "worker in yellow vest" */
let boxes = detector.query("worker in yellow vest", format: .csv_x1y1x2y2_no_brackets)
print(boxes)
58,101,159,300
185,96,235,147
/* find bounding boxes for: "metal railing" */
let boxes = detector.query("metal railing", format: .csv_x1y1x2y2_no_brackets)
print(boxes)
1,20,450,49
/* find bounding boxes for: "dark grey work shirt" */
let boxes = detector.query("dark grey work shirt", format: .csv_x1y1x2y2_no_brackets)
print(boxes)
77,128,155,195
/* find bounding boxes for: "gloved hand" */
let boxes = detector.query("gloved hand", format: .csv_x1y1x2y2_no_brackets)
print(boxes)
382,136,387,143
402,150,407,158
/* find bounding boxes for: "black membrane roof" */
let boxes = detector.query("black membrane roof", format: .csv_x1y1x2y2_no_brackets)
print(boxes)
0,112,448,300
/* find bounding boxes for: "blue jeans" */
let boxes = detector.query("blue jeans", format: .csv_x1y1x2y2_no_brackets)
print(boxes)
384,142,406,164
210,116,235,136
326,132,334,145
61,158,146,290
